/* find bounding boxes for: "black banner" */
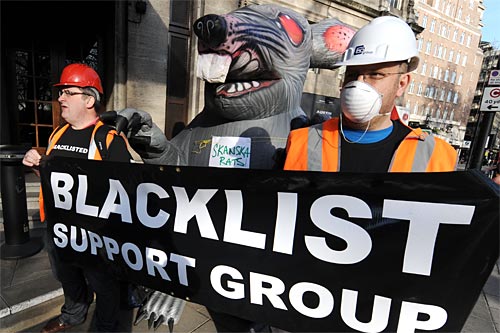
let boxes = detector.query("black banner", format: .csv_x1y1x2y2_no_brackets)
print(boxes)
40,156,499,332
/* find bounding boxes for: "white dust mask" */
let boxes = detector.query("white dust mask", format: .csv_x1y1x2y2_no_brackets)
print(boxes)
340,80,383,123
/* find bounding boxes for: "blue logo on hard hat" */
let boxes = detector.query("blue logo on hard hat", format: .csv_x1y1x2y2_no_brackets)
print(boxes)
354,45,365,55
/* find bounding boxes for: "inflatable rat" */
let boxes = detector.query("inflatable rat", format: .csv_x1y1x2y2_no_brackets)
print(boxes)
113,4,354,330
119,4,354,170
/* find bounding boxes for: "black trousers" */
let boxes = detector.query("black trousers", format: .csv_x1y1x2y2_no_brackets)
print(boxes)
46,229,120,332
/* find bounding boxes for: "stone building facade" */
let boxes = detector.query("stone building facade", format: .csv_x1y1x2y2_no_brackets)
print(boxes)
124,0,422,138
6,0,477,152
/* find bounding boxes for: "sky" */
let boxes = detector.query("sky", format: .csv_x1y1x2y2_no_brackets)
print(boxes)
482,0,500,44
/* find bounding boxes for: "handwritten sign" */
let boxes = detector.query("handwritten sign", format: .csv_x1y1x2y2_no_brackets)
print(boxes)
209,136,251,168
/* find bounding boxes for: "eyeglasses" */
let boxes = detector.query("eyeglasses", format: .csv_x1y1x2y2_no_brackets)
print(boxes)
344,71,406,83
58,89,91,98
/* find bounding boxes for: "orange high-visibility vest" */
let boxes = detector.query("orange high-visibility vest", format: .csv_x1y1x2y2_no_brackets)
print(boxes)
38,121,121,221
284,117,458,172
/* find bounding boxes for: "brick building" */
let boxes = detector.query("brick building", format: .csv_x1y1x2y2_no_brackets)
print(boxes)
403,0,485,152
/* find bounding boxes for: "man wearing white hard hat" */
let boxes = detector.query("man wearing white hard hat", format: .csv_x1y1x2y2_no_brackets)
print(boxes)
284,16,457,172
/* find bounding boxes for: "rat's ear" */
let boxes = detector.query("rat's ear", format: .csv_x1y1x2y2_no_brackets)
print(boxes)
310,18,355,69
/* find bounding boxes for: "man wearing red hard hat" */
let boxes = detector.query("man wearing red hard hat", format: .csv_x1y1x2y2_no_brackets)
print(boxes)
23,63,132,332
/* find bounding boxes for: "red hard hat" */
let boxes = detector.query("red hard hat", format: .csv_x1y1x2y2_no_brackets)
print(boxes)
54,63,103,94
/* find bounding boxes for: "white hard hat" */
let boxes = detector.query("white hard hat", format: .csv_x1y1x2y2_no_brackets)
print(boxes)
335,16,420,72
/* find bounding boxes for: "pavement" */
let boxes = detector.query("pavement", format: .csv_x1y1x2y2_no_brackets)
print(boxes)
0,224,218,333
0,172,499,333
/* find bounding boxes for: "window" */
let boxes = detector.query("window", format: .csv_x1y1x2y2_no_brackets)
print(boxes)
446,3,451,15
440,89,445,101
453,92,459,104
444,69,449,81
421,62,427,75
430,19,436,32
462,55,467,66
447,90,452,102
433,66,439,78
166,0,193,138
465,15,470,24
422,15,428,28
429,86,435,99
443,109,448,120
451,71,457,84
450,111,454,121
443,47,447,59
417,82,423,95
459,32,465,44
13,50,56,150
438,45,443,58
448,50,454,62
426,41,432,54
452,29,458,41
417,38,424,51
409,80,415,93
413,102,419,114
466,35,471,47
469,0,474,8
424,86,430,97
406,100,411,109
390,0,403,10
436,109,441,119
457,7,462,20
455,52,461,64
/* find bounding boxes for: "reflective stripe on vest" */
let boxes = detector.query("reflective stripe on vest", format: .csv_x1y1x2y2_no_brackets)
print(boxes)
305,120,341,171
389,132,436,172
303,120,436,172
307,125,323,171
39,121,108,221
46,123,105,159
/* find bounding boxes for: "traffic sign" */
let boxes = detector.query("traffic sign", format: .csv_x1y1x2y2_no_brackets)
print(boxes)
480,87,500,111
488,70,500,86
